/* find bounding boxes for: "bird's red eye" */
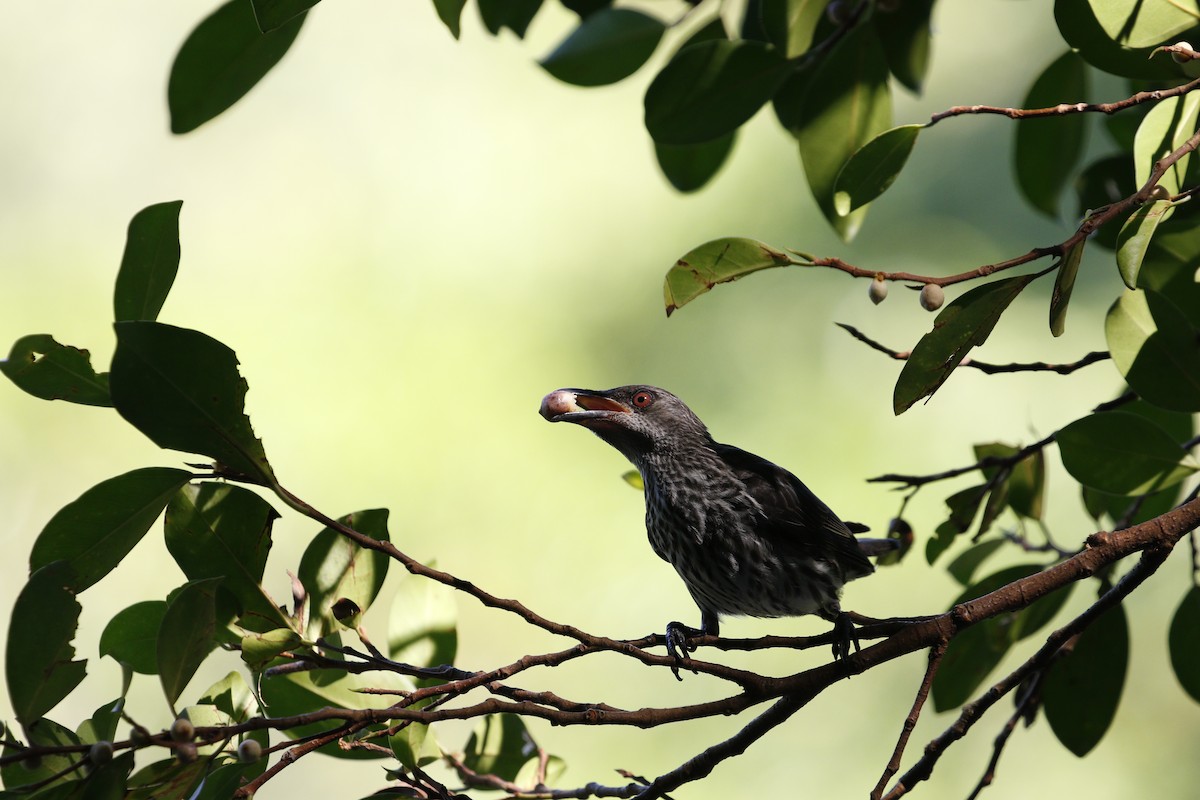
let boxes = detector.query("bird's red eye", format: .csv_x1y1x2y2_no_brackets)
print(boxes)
632,391,654,409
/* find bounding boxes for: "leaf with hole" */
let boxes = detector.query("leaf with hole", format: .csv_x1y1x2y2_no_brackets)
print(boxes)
6,563,87,725
298,509,391,639
1,334,111,406
663,237,792,315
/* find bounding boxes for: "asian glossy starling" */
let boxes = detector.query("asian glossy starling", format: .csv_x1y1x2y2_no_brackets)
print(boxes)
539,385,881,671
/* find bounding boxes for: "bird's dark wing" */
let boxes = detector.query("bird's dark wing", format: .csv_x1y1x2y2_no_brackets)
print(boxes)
712,442,874,580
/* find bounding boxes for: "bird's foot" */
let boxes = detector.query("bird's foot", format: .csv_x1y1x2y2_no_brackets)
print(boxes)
831,612,861,662
664,621,703,681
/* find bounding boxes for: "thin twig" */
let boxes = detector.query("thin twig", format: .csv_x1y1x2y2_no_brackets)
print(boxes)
870,641,948,800
964,673,1045,800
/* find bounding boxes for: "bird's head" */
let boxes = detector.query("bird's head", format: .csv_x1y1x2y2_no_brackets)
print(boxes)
539,385,710,463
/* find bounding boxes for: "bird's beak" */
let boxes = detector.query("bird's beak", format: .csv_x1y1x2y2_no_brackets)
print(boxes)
539,389,631,424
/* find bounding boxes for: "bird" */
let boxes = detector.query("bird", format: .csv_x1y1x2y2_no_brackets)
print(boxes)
539,384,885,675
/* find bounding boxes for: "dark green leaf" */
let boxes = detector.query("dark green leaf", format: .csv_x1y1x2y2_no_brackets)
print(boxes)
876,0,934,92
946,484,989,534
562,0,611,19
79,751,134,798
1015,52,1089,218
165,482,287,632
1057,410,1197,494
1055,0,1183,79
894,273,1039,414
946,538,1007,586
168,0,305,134
1050,237,1085,337
1075,155,1135,250
29,467,192,593
250,0,319,32
1140,225,1200,320
1088,0,1199,48
1081,484,1182,525
6,563,87,725
389,567,458,676
1008,450,1046,519
298,509,391,639
1169,585,1200,703
663,237,792,315
1044,601,1129,756
644,40,789,146
759,0,829,58
100,601,167,675
540,9,664,87
1117,200,1174,289
1106,289,1200,411
433,0,467,38
390,722,440,771
925,519,958,565
126,757,207,800
795,25,892,240
1133,93,1200,195
1,718,81,791
771,65,816,134
463,715,538,781
833,124,923,215
78,697,124,745
477,0,542,38
192,762,252,800
932,564,1043,711
158,578,222,708
655,132,736,193
113,201,182,323
110,321,275,485
1,334,111,407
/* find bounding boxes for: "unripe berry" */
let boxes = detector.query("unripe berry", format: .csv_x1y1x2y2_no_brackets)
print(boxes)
868,277,888,305
129,726,152,748
169,717,195,743
88,741,114,766
919,283,945,311
1173,42,1193,63
1149,183,1171,201
176,742,198,764
237,738,264,764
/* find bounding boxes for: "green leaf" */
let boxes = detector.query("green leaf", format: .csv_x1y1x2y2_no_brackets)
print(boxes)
433,0,467,38
1133,93,1200,196
876,0,934,92
197,670,255,723
1015,52,1089,218
158,578,223,708
241,628,304,669
6,563,87,726
100,601,167,675
795,25,892,240
655,132,736,193
389,567,458,676
298,509,391,639
1050,238,1086,337
644,40,789,146
110,321,275,485
1082,484,1182,525
78,697,124,745
833,124,922,216
79,751,135,798
29,467,192,593
1116,200,1175,289
1057,410,1197,494
1089,0,1200,49
663,237,792,315
1043,601,1129,756
925,520,959,565
945,538,1006,586
540,9,664,87
126,757,207,800
250,0,320,32
1055,0,1183,79
1106,289,1200,411
168,0,305,134
1,718,81,791
113,201,183,323
1169,586,1200,703
463,715,538,781
1,334,111,407
477,0,542,38
759,0,829,58
390,722,441,771
893,273,1039,414
932,565,1043,711
1008,450,1046,519
165,482,287,633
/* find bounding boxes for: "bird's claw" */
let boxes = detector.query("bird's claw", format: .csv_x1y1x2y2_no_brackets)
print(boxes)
664,621,701,681
831,612,861,662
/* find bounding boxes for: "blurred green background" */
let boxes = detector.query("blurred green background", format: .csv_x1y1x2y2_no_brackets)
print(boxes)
2,1,1198,797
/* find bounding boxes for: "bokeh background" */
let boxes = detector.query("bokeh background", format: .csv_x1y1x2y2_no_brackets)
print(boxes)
3,1,1198,797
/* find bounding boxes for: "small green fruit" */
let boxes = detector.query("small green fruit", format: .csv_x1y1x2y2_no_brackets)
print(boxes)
1173,42,1193,63
88,741,114,766
237,738,264,764
1149,183,1171,201
868,277,888,305
176,742,198,764
919,283,945,311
